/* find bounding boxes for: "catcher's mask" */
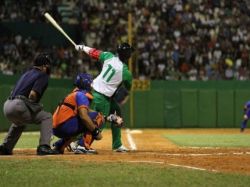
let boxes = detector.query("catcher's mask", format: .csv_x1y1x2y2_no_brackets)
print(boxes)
74,73,93,92
117,42,134,62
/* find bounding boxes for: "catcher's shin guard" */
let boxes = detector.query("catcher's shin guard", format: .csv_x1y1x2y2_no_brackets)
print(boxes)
53,138,73,154
82,111,104,149
81,132,94,149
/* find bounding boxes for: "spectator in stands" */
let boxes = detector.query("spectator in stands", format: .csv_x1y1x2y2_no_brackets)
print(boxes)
0,0,250,80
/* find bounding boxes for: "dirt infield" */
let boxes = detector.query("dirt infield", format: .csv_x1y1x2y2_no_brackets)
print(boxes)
1,129,250,175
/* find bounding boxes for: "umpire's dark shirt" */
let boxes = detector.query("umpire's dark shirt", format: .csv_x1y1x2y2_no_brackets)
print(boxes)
10,67,49,102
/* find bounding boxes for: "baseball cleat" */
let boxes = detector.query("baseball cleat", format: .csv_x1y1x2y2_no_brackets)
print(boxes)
240,128,245,132
0,144,12,155
113,145,129,152
70,143,97,154
37,144,61,155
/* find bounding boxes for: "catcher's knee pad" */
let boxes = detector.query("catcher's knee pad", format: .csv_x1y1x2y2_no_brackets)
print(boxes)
78,133,94,149
88,111,104,128
88,111,99,120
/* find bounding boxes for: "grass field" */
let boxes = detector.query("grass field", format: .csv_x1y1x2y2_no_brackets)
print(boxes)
165,134,250,147
1,160,250,187
0,129,250,187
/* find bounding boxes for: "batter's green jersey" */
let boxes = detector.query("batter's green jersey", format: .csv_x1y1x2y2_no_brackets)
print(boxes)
92,52,132,97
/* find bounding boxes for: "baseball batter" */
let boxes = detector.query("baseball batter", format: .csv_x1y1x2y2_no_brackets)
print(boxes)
75,42,133,152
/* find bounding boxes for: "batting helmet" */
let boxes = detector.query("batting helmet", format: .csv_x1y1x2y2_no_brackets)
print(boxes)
33,53,52,66
74,73,93,91
117,43,134,61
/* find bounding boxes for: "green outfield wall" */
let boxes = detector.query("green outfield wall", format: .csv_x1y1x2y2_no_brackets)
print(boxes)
132,80,250,129
1,74,250,130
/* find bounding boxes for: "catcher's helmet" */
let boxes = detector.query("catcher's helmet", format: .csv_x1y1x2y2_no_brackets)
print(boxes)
33,53,51,66
117,42,134,61
74,73,93,91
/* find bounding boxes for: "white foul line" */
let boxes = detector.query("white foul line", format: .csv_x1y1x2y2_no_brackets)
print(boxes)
127,160,164,164
126,161,217,172
168,164,218,172
136,151,250,156
126,129,137,150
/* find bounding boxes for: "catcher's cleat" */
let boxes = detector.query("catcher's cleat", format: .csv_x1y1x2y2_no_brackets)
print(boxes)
73,147,88,154
73,146,98,154
113,145,129,152
86,148,98,154
68,141,78,152
70,142,97,154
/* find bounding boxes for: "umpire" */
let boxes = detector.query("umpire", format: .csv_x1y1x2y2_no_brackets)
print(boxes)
0,53,59,155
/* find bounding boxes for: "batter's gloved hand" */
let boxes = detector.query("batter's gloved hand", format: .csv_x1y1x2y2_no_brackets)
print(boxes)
107,112,124,127
75,45,85,51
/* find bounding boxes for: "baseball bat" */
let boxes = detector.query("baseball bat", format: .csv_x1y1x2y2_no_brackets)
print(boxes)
44,12,76,47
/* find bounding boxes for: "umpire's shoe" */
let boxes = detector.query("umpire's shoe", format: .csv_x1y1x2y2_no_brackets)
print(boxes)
37,144,61,155
0,144,12,155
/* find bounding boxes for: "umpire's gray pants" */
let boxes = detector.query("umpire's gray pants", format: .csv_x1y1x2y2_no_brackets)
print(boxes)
3,99,52,152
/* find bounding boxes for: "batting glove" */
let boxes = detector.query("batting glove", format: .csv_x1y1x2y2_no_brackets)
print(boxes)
107,113,124,127
75,45,85,51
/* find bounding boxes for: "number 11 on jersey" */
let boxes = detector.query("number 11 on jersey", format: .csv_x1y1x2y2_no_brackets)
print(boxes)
102,64,116,82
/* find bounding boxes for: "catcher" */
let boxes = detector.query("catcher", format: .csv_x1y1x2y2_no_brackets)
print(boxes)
52,73,123,154
52,73,102,154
